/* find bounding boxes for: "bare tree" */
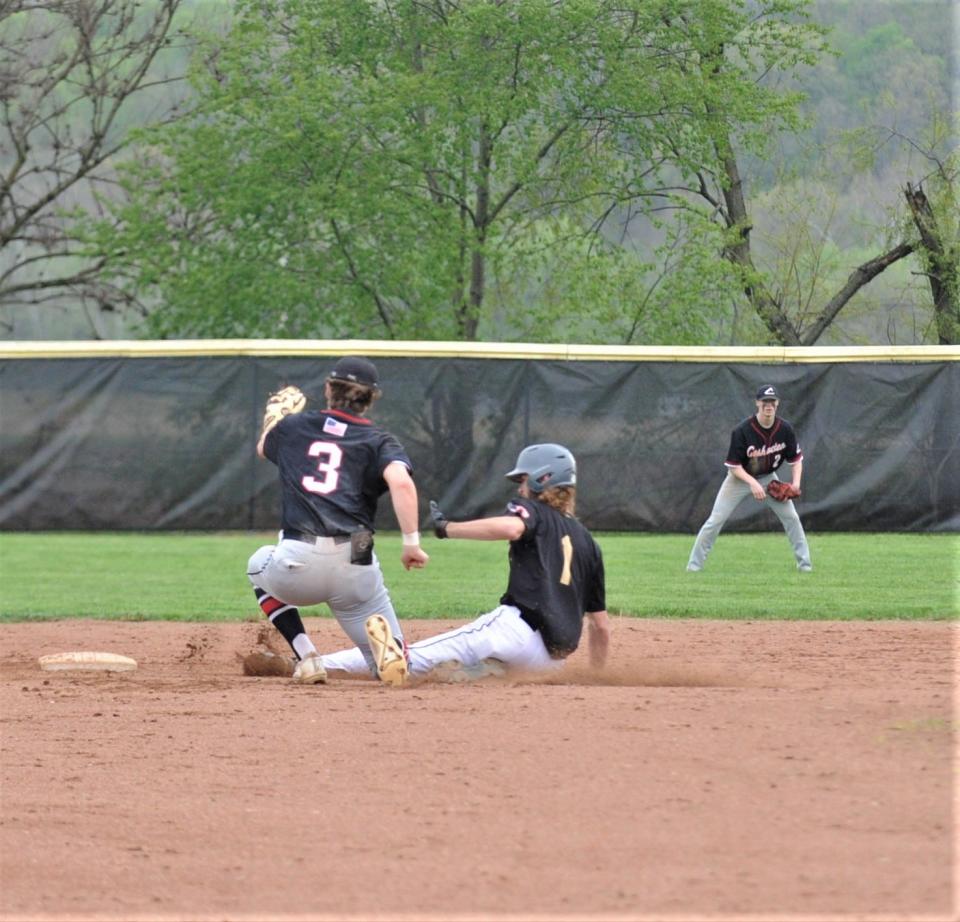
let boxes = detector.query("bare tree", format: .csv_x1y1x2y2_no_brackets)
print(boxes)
905,177,958,345
666,33,955,346
677,119,960,345
0,0,186,335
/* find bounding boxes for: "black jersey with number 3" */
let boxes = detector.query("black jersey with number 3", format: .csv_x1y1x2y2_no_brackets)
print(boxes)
263,408,411,536
725,416,802,478
499,498,606,658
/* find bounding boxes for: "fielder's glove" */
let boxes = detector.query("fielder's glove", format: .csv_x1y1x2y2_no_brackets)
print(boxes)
429,500,449,539
261,384,306,433
767,480,801,502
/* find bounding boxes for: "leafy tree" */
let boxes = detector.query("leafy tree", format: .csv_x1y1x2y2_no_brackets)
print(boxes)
93,0,827,342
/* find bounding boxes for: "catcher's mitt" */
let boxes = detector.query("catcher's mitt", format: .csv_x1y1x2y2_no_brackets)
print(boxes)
261,384,306,433
767,480,801,502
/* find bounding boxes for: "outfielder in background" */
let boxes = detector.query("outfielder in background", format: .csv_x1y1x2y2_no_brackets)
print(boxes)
687,384,812,573
247,356,429,685
322,443,612,684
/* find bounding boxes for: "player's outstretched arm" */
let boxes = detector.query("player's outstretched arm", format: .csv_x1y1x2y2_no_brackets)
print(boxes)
586,610,611,669
429,500,525,541
446,515,525,541
384,462,429,570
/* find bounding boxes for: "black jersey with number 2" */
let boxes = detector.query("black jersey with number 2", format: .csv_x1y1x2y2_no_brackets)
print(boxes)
725,416,802,478
499,497,606,658
263,408,411,536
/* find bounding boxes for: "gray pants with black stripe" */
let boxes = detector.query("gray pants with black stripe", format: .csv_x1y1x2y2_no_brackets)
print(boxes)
687,472,812,571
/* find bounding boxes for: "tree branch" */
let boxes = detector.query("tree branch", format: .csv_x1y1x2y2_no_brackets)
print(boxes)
800,242,916,345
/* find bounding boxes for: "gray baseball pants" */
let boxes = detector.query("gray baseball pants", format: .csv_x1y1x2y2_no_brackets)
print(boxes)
687,472,812,571
247,535,403,673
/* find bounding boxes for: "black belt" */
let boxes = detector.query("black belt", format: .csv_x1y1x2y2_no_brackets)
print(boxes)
282,529,351,546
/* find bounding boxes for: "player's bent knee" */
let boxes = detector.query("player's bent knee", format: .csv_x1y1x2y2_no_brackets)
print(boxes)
246,545,275,584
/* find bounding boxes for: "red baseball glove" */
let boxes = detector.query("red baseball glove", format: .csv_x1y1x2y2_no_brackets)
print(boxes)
767,480,801,502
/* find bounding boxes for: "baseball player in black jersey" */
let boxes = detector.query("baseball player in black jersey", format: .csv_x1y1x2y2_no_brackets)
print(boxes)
687,384,812,572
320,443,612,683
246,356,429,684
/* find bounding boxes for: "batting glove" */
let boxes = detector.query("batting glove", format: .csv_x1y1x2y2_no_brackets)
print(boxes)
429,500,449,539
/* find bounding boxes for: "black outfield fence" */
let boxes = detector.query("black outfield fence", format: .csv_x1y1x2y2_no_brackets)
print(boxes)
1,341,957,533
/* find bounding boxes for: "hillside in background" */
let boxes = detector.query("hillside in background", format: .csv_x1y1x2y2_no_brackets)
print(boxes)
0,0,953,343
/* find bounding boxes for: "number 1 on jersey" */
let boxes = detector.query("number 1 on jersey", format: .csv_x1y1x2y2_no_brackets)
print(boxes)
302,440,343,495
560,535,573,585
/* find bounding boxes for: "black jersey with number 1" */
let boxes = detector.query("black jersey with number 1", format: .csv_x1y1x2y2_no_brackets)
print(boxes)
263,408,411,536
725,416,802,478
499,497,606,658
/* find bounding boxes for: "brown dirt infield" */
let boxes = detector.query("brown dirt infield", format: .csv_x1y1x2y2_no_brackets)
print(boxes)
0,618,955,922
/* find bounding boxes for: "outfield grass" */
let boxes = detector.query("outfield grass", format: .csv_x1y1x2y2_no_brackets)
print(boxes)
0,531,955,622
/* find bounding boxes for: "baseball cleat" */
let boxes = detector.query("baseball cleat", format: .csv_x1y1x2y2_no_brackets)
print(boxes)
292,652,327,685
365,614,409,687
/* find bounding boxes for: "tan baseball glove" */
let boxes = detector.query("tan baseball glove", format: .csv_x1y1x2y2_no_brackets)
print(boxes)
767,480,801,502
261,384,306,434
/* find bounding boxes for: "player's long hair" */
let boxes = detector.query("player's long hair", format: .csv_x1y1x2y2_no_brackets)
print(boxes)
536,486,576,517
326,380,378,415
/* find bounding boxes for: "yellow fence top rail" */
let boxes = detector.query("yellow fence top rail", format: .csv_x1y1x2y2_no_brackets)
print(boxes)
0,339,957,362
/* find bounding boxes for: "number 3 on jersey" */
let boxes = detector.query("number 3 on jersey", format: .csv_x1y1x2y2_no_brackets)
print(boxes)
302,441,342,495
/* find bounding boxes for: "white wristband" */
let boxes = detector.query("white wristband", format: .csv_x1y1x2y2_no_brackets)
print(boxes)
402,531,421,547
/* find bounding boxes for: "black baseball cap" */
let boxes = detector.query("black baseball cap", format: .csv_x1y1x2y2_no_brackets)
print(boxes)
327,356,380,391
756,384,780,401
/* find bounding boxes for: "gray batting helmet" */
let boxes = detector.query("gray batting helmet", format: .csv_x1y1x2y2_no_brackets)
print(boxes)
505,443,577,493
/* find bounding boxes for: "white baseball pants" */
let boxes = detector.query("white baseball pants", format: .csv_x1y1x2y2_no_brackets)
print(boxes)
687,471,812,571
321,604,562,677
247,535,404,672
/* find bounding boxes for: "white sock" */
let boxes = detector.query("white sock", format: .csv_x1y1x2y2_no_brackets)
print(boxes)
292,634,317,660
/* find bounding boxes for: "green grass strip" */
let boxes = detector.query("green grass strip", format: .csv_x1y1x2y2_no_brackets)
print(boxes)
0,531,956,622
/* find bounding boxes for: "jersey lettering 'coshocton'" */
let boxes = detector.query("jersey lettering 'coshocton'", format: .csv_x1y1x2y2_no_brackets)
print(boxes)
725,417,802,478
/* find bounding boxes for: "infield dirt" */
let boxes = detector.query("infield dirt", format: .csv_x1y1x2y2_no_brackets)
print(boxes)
0,618,954,922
